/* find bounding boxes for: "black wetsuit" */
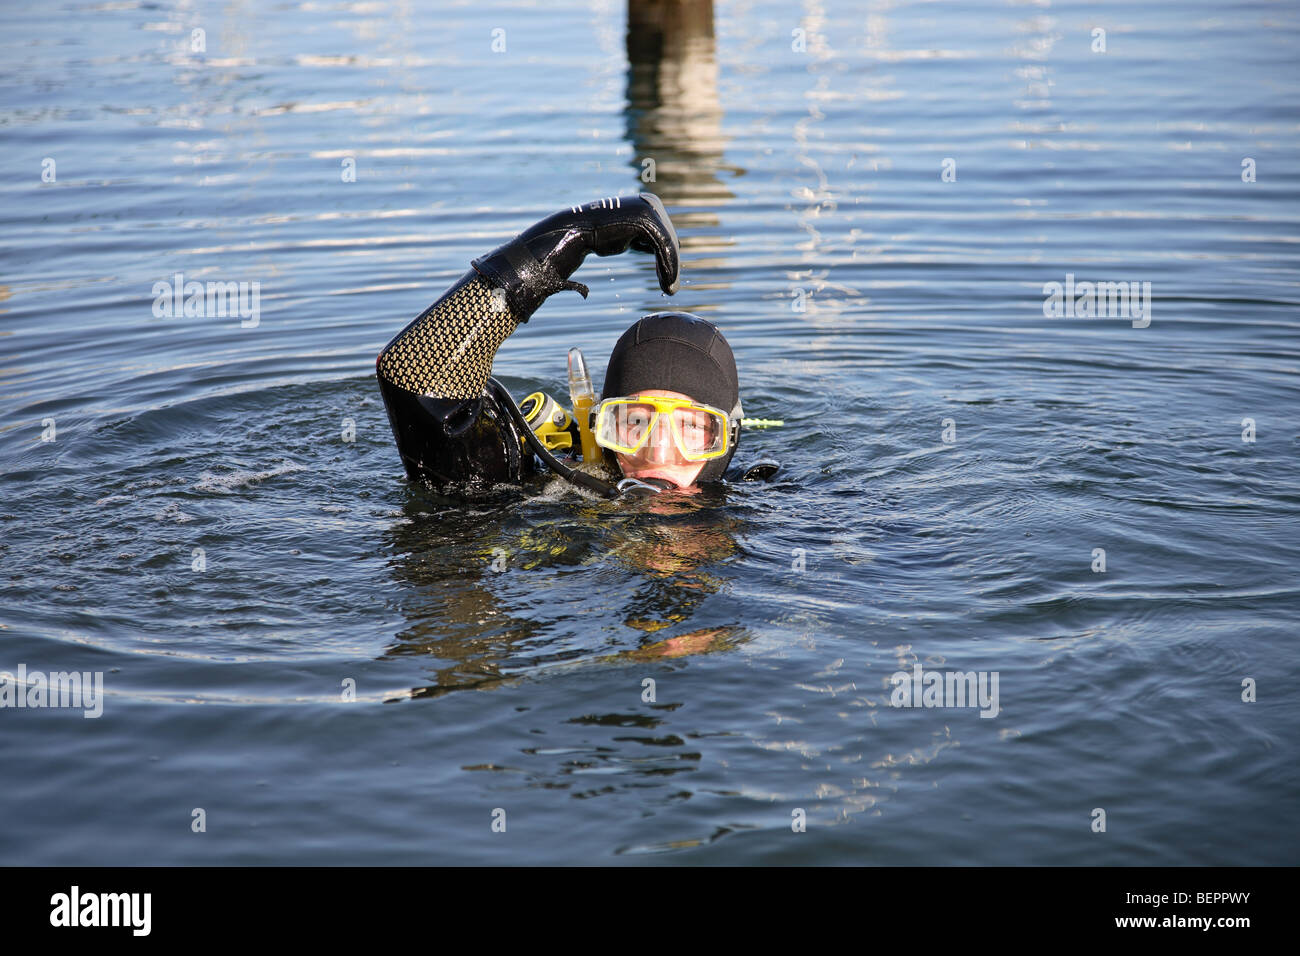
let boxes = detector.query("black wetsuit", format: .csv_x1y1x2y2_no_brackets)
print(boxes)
374,195,775,492
376,267,542,490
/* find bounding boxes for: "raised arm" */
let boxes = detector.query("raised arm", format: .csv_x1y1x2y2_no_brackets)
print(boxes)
376,194,680,490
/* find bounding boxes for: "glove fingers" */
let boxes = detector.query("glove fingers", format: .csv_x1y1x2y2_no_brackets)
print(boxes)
578,193,681,296
633,192,680,295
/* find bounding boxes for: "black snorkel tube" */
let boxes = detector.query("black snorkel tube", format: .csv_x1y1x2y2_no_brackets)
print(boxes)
487,378,665,498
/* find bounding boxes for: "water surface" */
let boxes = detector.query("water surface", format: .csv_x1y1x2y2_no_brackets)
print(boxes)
1,0,1297,864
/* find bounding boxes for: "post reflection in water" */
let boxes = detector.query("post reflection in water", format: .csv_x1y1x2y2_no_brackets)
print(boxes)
624,0,738,217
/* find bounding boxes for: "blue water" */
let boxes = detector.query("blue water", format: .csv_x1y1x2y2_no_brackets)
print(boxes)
1,0,1297,864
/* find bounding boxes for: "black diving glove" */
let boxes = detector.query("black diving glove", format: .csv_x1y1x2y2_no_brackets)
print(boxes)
470,192,680,322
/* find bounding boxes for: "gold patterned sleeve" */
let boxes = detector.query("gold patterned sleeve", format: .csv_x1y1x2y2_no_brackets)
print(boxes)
376,268,524,399
374,267,535,489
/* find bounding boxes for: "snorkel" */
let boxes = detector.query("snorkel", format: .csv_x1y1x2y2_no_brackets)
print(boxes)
567,347,602,465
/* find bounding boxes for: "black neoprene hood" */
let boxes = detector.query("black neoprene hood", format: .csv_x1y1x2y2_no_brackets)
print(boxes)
600,311,742,484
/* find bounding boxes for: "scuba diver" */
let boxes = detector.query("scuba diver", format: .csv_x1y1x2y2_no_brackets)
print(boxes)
375,193,778,497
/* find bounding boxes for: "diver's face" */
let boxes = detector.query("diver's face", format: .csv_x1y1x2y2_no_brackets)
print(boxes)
614,389,707,490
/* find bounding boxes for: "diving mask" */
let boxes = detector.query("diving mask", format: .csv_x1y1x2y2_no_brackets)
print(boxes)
593,395,732,464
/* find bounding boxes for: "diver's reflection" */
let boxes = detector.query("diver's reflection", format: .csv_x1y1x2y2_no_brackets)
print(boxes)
380,484,751,699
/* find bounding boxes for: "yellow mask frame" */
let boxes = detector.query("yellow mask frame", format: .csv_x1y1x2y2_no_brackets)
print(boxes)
593,395,731,462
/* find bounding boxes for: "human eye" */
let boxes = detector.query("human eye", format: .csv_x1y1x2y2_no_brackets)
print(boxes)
620,405,653,440
680,414,715,449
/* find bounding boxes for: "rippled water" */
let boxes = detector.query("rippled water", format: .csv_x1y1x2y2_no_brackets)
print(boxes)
2,0,1297,864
